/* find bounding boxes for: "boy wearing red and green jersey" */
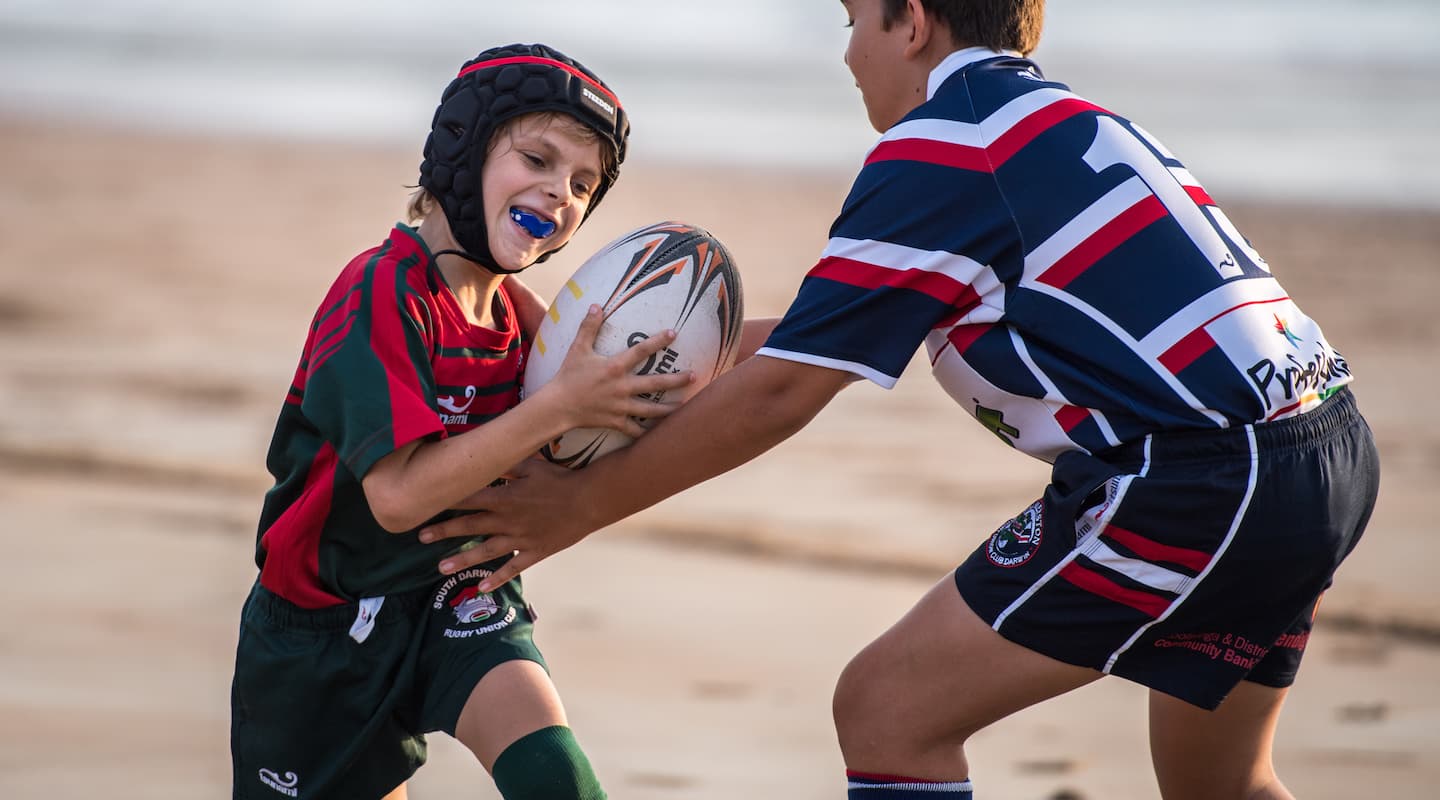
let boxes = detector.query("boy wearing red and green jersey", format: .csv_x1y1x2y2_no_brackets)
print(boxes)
230,44,692,800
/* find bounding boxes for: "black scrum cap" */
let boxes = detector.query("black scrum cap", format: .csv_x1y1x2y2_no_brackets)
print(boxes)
418,43,630,272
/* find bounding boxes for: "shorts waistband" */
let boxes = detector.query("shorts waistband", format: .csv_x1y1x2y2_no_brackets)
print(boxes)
1098,388,1361,465
246,582,433,632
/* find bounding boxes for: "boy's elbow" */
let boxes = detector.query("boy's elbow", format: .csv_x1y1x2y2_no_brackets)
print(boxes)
363,478,422,534
373,510,419,535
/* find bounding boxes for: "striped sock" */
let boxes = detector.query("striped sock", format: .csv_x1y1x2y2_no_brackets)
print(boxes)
847,770,973,798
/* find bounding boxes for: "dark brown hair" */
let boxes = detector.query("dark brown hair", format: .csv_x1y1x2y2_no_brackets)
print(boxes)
881,0,1045,56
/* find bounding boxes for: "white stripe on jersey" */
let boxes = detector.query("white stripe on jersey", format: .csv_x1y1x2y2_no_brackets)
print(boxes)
1021,176,1153,280
1007,327,1122,447
1207,206,1270,273
1080,538,1194,595
1168,166,1268,271
1169,166,1202,188
1138,278,1291,361
1021,281,1230,426
823,237,990,288
754,346,897,390
979,87,1088,143
868,86,1085,161
873,117,985,151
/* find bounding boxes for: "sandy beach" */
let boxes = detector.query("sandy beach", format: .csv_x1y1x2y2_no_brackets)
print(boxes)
1,118,1437,799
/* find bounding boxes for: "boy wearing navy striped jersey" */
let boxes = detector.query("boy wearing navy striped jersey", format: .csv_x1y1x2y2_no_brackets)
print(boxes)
423,5,1379,800
229,45,695,800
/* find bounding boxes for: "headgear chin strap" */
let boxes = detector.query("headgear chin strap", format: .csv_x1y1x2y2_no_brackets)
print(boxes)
418,44,630,274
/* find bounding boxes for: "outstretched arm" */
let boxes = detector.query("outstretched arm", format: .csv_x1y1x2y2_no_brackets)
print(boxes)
420,353,849,588
362,307,691,532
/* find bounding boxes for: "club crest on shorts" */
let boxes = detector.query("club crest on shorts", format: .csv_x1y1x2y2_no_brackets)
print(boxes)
431,567,517,637
449,585,500,624
986,500,1044,567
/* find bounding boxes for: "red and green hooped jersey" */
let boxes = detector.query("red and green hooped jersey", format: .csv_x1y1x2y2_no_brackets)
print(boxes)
255,225,524,609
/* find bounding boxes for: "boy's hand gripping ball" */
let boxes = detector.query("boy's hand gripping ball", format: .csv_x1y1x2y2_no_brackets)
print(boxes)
522,221,744,468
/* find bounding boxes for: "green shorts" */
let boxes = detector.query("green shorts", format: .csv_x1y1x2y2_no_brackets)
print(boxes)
230,566,545,800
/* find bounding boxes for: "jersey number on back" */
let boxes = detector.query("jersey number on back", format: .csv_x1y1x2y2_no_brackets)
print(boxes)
1083,115,1265,279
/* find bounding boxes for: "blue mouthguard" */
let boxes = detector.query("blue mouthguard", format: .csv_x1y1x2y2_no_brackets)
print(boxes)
510,207,556,238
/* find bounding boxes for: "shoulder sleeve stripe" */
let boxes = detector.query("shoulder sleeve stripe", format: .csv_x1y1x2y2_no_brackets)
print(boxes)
820,237,989,295
810,256,982,314
754,347,897,390
368,254,442,449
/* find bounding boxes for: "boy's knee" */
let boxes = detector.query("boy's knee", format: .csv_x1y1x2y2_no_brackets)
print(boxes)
491,726,605,800
833,644,981,765
833,647,907,754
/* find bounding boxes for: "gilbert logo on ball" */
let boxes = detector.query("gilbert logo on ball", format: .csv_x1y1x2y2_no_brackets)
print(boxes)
523,221,744,468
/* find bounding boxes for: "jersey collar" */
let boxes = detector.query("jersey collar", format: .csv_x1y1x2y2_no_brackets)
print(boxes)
927,46,1023,99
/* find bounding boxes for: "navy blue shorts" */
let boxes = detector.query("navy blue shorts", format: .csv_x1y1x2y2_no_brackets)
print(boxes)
955,388,1379,710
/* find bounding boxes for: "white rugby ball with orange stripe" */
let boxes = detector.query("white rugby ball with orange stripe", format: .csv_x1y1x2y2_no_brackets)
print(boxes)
522,221,744,468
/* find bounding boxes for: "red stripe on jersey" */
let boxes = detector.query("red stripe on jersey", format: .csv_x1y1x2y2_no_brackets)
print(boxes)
1038,194,1168,289
1265,398,1306,421
989,98,1108,164
1185,185,1216,207
866,98,1109,173
1160,296,1293,376
1103,524,1213,573
309,285,362,375
1060,561,1171,618
865,138,991,171
811,256,980,309
1054,404,1090,432
1159,327,1217,374
368,259,442,449
259,443,345,608
937,322,994,364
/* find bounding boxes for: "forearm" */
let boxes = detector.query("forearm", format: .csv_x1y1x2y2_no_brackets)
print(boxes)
365,390,573,532
568,355,845,533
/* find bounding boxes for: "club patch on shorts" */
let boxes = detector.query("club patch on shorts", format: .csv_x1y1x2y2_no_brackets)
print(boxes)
431,568,517,638
986,500,1044,567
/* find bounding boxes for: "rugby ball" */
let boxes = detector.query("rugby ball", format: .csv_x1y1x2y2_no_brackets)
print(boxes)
522,221,744,468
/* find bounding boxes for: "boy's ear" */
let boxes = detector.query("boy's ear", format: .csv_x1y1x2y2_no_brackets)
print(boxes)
902,0,934,59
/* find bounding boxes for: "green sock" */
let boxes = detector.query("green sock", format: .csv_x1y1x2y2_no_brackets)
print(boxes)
491,725,606,800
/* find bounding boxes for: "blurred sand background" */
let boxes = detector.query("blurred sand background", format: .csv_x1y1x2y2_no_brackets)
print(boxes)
0,116,1437,799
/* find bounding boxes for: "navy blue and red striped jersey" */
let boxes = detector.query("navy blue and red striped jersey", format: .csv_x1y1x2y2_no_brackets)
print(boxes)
759,48,1352,462
255,225,524,608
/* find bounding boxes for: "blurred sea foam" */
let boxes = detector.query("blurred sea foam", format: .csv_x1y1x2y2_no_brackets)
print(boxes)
1,0,1437,208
